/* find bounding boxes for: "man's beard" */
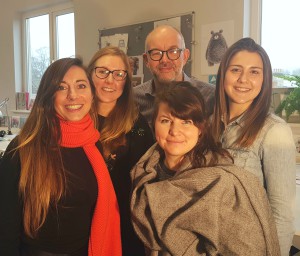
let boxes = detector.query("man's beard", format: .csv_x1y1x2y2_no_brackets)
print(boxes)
154,79,174,92
153,71,176,91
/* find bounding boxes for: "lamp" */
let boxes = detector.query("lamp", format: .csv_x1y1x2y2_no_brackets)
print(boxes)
0,98,12,135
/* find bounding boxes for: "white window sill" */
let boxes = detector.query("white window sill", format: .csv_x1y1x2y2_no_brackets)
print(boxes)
11,110,30,114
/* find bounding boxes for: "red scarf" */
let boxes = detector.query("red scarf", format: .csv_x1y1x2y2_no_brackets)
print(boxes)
59,114,122,256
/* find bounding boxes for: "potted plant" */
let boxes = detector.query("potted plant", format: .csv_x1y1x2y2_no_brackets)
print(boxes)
275,75,300,122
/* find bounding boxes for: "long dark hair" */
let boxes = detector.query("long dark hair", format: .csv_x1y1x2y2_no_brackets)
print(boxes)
212,37,273,147
18,57,95,237
153,81,232,168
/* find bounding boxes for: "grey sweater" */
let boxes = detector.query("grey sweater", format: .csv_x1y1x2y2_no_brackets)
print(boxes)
133,73,215,127
130,144,281,256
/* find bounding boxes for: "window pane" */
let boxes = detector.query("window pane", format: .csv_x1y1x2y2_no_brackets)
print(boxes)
26,14,50,95
261,0,300,77
56,13,75,59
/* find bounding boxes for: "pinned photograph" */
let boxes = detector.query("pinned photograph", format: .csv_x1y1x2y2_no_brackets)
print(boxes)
128,55,143,76
131,76,143,87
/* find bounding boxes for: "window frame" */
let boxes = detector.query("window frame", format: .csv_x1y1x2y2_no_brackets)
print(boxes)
22,2,74,98
248,0,300,78
244,0,262,43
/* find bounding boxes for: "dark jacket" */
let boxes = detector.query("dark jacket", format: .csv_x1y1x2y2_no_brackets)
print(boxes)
98,113,154,256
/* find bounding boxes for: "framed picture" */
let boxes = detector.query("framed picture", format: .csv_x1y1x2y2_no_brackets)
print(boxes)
128,55,143,76
131,76,143,87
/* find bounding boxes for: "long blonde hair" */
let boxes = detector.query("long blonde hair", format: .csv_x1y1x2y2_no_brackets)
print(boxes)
18,58,95,237
87,46,138,157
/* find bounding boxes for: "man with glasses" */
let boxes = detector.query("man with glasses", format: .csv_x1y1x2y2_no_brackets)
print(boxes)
134,25,215,126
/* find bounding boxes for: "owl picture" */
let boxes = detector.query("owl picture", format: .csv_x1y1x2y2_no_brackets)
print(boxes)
206,30,228,66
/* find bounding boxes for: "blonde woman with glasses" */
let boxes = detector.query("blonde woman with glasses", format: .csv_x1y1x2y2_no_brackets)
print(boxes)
87,46,154,256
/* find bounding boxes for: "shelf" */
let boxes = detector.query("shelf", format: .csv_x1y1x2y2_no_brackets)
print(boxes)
11,109,30,114
10,110,30,117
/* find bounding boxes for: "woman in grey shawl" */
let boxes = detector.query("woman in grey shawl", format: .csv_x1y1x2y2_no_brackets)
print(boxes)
130,81,280,256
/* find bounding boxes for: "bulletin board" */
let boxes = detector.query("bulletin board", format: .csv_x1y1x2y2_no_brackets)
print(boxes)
98,12,194,83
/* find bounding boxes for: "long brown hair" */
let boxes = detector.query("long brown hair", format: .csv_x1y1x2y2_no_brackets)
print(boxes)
212,37,273,147
18,57,95,237
87,46,138,157
153,81,232,168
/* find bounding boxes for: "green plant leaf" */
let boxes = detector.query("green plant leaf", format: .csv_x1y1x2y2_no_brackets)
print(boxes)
274,74,300,121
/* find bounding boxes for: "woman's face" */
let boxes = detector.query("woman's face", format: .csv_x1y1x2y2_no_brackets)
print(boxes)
92,55,126,107
224,50,264,116
155,102,201,169
54,65,93,122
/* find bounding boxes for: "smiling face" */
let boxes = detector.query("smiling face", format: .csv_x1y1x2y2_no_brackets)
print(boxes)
54,65,93,122
144,26,190,86
224,50,264,118
92,55,126,115
155,102,201,169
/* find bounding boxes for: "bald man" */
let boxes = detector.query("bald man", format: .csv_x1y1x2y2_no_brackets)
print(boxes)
134,25,215,127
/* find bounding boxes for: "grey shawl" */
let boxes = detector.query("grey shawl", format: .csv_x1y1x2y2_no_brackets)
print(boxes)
130,144,280,256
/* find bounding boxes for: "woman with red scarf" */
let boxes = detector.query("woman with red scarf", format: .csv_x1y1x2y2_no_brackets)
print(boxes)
0,58,121,256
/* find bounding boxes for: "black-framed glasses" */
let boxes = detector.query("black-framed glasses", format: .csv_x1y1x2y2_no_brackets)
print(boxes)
147,48,184,61
94,67,128,81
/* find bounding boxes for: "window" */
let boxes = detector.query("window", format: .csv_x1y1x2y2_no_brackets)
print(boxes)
261,0,300,83
23,3,75,98
249,0,300,87
247,0,300,121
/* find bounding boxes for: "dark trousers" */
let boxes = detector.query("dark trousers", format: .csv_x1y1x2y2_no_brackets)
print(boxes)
21,244,88,256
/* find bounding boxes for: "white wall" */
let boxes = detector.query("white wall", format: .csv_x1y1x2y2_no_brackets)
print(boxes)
0,4,17,113
0,0,244,112
74,0,244,75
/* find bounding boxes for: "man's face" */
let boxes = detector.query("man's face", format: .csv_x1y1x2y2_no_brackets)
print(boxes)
143,27,190,86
